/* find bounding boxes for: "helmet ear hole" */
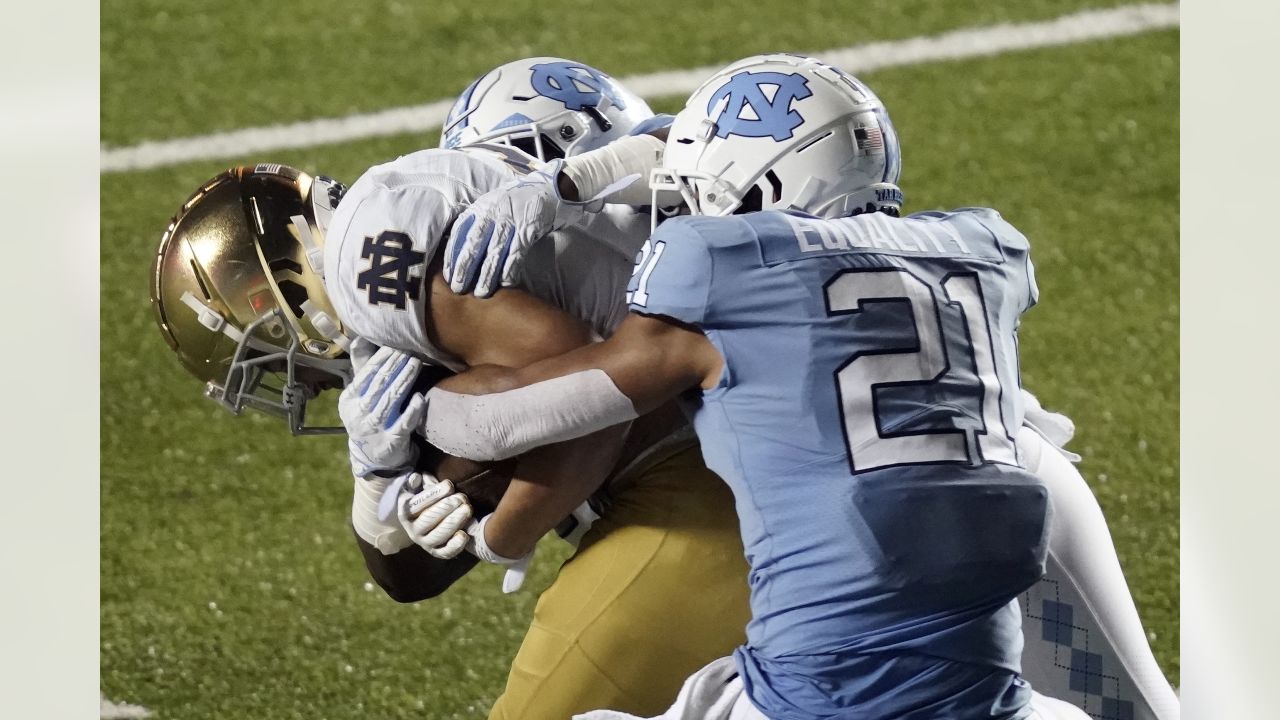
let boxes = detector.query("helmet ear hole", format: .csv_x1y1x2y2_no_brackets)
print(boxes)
276,279,310,319
539,133,566,160
764,170,783,204
509,136,540,159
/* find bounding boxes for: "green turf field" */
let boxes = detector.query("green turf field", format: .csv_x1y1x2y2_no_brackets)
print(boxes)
101,2,1178,717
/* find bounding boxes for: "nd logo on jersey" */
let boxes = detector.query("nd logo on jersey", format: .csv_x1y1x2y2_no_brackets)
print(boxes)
529,61,626,111
357,230,427,309
708,71,812,141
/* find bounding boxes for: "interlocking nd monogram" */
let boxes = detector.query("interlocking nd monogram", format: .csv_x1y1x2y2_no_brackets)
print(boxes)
357,231,427,309
708,71,812,141
529,61,627,111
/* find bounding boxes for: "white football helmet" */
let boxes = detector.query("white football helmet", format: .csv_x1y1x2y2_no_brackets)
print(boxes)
652,54,902,219
440,57,655,161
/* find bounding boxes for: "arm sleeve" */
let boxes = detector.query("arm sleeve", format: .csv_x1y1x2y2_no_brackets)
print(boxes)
626,219,714,326
560,134,666,206
422,369,639,461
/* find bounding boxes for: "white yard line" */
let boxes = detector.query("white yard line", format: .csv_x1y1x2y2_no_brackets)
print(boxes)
101,694,152,719
100,3,1178,173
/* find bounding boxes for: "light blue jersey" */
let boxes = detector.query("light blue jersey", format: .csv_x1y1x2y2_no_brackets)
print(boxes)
626,208,1050,719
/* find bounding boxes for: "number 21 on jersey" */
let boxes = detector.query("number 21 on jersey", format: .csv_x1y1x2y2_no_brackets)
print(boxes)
825,267,1021,474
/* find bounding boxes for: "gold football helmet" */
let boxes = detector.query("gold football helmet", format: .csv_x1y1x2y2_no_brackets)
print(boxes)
151,163,353,435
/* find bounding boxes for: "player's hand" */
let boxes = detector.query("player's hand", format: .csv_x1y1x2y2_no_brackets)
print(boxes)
443,160,639,298
339,346,428,477
443,160,571,298
395,473,474,559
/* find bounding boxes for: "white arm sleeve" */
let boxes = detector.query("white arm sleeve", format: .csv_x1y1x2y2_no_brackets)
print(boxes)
421,369,639,461
351,474,414,555
561,134,668,207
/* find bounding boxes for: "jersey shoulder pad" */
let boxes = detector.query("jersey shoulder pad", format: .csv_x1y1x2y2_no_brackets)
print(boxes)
653,213,759,251
950,207,1028,249
944,207,1037,305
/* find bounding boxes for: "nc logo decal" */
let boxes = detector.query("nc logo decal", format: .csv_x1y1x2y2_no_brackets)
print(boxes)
708,71,812,141
529,62,626,111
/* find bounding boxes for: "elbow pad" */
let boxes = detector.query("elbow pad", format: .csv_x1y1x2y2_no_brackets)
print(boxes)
422,369,639,461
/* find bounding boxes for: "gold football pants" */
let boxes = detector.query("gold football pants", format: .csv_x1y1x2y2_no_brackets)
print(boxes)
488,446,751,720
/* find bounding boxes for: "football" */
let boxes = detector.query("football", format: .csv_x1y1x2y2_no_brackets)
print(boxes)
409,360,516,517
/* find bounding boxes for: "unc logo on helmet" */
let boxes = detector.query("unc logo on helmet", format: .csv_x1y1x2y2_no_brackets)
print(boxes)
529,61,627,111
708,71,812,141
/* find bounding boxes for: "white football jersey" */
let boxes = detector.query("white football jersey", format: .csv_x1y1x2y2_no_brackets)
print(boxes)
323,145,649,370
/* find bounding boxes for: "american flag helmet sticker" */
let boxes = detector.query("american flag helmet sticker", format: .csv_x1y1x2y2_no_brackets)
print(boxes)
854,126,883,151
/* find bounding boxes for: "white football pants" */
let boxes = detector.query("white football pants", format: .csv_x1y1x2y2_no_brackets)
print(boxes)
573,655,1091,720
1019,427,1180,720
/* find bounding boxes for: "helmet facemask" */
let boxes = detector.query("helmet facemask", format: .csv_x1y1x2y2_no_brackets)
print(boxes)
202,303,352,435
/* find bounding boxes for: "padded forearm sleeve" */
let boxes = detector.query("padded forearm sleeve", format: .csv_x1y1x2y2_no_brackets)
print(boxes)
562,134,666,206
422,369,639,461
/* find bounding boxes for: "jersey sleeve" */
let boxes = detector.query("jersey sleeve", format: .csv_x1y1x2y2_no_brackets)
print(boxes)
625,218,714,326
324,182,466,370
968,207,1039,309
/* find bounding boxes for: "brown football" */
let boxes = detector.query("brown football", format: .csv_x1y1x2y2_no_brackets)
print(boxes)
431,455,516,518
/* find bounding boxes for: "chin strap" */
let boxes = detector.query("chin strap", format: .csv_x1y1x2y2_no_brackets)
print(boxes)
180,291,245,342
300,299,352,351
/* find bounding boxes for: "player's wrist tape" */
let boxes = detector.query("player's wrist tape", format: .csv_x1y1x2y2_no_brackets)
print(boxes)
421,369,639,461
561,134,666,206
468,514,535,594
350,472,414,555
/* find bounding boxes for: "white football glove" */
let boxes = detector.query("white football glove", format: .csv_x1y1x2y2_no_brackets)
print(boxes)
339,346,428,477
394,480,534,593
443,159,639,298
395,473,474,560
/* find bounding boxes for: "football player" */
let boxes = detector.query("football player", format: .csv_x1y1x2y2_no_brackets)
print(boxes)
390,54,1177,719
152,58,754,720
